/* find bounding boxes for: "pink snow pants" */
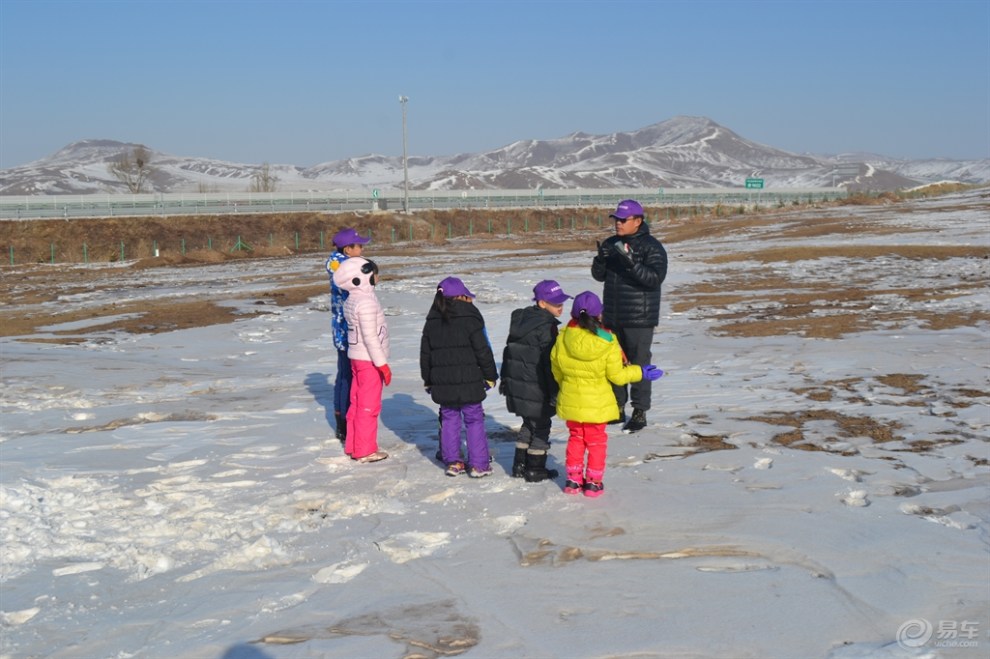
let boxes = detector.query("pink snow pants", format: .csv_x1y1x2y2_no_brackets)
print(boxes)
346,359,383,459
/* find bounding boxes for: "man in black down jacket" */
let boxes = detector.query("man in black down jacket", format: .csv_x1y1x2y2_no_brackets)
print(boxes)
591,199,668,433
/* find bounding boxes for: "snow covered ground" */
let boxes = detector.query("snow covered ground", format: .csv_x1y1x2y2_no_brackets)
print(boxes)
1,191,988,658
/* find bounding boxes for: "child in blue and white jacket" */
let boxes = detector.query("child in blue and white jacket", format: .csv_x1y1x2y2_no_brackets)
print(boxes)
325,227,371,442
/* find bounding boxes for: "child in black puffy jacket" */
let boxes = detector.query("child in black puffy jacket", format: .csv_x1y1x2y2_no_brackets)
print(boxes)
499,280,572,482
420,277,499,478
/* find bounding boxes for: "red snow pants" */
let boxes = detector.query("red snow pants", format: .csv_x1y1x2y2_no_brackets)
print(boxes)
564,421,608,483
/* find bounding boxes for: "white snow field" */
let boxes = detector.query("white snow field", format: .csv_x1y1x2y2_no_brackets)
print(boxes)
1,189,988,658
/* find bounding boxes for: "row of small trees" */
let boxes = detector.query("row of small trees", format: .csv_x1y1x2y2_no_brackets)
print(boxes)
107,146,278,193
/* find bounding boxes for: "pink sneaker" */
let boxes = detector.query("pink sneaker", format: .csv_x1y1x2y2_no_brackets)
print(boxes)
563,479,583,495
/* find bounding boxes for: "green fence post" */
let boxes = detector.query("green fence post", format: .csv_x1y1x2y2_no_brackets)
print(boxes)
182,238,186,255
120,241,125,262
409,224,413,241
469,218,473,235
295,232,299,250
488,218,492,233
51,243,55,264
507,218,511,235
83,243,88,263
448,222,452,239
9,245,13,266
391,227,395,243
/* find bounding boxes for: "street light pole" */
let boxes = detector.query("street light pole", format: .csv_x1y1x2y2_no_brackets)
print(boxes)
399,95,409,213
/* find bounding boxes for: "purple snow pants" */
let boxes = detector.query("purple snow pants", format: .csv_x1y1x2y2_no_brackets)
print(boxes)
439,402,490,471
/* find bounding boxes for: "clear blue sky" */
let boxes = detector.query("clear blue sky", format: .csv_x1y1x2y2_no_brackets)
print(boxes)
1,0,987,169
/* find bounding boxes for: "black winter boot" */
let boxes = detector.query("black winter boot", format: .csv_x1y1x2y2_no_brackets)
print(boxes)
523,451,559,482
511,447,527,478
623,408,647,433
335,412,346,443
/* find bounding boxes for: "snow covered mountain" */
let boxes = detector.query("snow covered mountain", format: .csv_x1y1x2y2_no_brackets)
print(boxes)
2,117,987,195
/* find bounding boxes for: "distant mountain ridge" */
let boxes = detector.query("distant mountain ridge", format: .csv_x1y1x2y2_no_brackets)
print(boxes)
1,116,987,195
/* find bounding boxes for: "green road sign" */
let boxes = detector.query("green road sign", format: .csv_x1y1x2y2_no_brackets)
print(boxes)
372,188,380,199
745,178,764,189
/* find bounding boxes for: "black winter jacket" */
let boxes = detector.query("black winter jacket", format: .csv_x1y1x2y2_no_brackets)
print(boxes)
590,222,668,328
420,299,498,407
499,305,560,419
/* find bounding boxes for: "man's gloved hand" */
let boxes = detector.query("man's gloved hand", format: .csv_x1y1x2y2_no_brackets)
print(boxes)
614,241,634,266
596,240,610,261
378,364,392,386
642,365,664,381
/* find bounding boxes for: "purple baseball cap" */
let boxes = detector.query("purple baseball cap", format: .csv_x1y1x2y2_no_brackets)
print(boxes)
437,276,475,299
609,199,645,220
332,227,370,249
533,280,572,305
571,291,603,320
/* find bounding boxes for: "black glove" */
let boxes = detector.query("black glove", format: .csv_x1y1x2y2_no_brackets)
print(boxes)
607,242,632,271
596,240,609,261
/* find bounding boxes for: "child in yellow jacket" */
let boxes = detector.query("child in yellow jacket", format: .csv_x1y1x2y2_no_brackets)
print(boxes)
550,291,663,496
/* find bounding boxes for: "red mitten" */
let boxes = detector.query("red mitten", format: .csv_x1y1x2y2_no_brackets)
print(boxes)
377,364,392,386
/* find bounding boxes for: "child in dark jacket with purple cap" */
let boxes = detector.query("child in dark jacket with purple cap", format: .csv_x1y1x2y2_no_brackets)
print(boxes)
420,277,499,478
324,227,371,442
499,279,572,483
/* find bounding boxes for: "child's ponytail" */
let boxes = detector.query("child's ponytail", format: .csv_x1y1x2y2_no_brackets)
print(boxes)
575,312,602,333
433,290,453,322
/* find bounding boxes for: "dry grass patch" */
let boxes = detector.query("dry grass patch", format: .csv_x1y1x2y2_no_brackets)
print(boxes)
745,410,904,450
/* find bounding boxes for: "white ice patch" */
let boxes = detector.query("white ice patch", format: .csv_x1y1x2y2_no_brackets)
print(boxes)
839,489,870,507
313,561,369,584
0,607,41,626
375,532,450,564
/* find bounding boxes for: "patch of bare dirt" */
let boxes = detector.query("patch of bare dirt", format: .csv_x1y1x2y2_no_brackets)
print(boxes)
745,410,904,451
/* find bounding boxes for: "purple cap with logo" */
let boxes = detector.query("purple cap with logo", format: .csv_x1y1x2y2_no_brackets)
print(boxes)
533,279,572,305
571,291,603,320
609,199,645,220
437,276,475,299
333,227,371,249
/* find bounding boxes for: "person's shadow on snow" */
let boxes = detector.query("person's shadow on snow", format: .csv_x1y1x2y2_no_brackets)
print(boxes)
304,372,335,430
381,392,443,464
219,643,273,659
381,392,520,475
